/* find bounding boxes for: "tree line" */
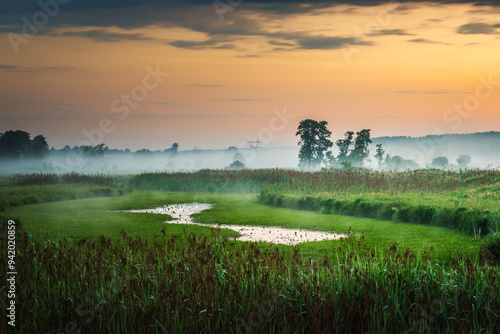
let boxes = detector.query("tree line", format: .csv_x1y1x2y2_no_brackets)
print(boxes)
0,130,49,161
295,119,473,170
296,119,373,170
0,130,184,162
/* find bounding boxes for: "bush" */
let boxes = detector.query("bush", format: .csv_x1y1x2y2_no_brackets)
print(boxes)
259,191,500,236
431,156,449,168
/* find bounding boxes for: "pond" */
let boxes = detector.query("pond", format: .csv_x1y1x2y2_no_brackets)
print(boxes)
124,203,346,245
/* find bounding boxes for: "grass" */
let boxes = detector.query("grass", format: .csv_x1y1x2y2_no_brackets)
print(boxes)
129,169,500,194
129,169,288,193
1,227,498,333
7,191,485,261
0,173,127,212
258,169,500,237
2,170,500,332
6,192,237,241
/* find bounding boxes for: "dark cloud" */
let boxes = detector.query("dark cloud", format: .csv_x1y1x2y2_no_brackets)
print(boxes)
3,0,500,15
268,40,296,46
2,1,500,32
407,38,444,44
457,22,499,34
1,0,496,54
297,35,371,49
368,29,414,36
213,44,237,49
60,29,153,42
236,54,262,57
0,64,82,72
168,36,236,49
392,4,420,13
341,7,358,13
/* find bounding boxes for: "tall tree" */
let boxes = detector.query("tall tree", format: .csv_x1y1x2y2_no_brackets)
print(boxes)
0,130,31,160
296,119,333,170
431,156,449,168
374,143,385,167
349,129,372,166
335,131,354,164
29,135,50,159
456,154,471,168
164,143,179,154
83,143,107,158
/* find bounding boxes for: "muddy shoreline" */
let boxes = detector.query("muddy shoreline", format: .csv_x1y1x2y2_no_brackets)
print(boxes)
124,203,346,245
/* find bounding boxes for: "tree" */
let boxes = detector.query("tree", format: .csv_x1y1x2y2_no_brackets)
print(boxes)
164,143,179,154
349,129,372,167
456,154,471,168
431,156,449,168
383,155,419,170
226,160,246,170
325,151,336,167
28,135,50,159
296,119,333,170
94,143,106,157
83,143,107,158
0,130,31,160
335,131,354,164
133,149,153,160
374,143,385,167
384,153,391,167
226,146,238,153
232,151,244,163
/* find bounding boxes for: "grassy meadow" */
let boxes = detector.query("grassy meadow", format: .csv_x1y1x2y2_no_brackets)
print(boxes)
1,170,500,333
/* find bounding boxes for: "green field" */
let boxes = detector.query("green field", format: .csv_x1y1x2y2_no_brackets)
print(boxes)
1,170,499,333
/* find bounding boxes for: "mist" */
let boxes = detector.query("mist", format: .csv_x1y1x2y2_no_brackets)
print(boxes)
1,131,498,176
0,146,301,175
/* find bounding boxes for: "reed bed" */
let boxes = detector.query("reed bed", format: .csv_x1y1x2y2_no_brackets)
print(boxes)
2,228,499,333
10,172,115,186
130,169,499,194
129,169,289,193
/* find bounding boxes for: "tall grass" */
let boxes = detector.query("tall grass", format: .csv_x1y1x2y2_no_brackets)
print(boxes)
10,172,115,186
0,172,126,211
129,169,500,194
2,228,498,333
129,169,289,193
257,169,500,236
259,190,500,236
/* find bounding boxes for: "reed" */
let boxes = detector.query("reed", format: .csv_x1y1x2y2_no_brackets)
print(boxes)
1,228,498,333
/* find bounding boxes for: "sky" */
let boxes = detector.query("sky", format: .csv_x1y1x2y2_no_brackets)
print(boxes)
0,0,499,151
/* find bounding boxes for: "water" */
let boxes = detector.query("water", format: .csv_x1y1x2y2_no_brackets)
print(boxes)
123,203,346,245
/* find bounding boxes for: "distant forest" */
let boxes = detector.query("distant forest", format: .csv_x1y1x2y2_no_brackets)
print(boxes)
372,131,500,167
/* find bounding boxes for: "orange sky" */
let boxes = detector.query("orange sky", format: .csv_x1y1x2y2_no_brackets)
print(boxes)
0,1,499,150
